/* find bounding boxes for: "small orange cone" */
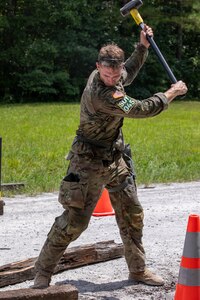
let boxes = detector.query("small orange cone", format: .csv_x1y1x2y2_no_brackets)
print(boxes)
92,189,115,217
174,214,200,300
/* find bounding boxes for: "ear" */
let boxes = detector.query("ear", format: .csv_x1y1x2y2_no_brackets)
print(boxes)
96,62,100,69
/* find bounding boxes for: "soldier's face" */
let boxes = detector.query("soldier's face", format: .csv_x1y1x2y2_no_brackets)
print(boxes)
96,63,123,87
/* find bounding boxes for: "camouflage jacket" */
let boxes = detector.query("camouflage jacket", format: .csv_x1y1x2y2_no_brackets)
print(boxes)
70,44,168,160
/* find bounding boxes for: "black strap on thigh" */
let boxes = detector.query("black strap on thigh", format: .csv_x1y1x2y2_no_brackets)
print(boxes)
107,176,134,193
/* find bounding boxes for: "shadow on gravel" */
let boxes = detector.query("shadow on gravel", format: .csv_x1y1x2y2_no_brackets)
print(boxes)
56,278,134,293
56,278,175,300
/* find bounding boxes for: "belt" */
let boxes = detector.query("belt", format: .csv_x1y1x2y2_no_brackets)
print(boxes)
76,135,112,149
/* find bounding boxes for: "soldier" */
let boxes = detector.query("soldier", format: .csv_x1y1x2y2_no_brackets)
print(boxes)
33,25,187,288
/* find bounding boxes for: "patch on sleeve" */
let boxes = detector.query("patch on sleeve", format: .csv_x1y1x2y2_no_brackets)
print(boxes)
117,95,136,114
112,90,124,100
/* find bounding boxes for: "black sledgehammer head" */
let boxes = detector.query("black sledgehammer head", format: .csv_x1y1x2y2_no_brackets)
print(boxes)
120,0,143,17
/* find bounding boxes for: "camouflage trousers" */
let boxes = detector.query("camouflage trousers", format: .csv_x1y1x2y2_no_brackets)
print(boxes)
35,151,146,276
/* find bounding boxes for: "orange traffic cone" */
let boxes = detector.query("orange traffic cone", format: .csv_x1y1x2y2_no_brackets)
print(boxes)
92,188,115,217
174,214,200,300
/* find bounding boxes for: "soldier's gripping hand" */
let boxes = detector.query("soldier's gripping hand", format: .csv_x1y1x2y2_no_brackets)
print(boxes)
164,81,188,102
140,24,153,49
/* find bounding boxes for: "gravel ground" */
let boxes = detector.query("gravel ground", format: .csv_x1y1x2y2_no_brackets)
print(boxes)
0,181,200,299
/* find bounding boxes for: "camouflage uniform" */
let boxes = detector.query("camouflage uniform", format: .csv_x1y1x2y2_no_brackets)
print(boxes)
35,44,168,278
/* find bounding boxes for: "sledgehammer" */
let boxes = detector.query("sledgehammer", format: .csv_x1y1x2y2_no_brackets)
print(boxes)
120,0,178,84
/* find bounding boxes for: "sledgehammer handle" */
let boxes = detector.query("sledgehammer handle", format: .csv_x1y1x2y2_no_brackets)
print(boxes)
145,33,177,84
139,21,177,83
127,8,178,83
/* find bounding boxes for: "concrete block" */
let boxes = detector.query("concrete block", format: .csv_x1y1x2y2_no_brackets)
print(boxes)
0,284,78,300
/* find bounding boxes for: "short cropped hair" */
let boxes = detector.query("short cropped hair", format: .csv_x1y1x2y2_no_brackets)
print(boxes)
97,43,124,68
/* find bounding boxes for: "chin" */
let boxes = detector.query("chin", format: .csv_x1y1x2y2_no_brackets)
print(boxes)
105,83,115,87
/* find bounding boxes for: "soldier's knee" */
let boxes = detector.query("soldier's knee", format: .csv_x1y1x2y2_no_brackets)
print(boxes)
48,220,69,245
67,206,90,235
66,220,88,236
131,211,144,230
48,208,90,244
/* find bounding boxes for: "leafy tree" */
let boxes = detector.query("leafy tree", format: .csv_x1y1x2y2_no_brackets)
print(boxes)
0,0,199,102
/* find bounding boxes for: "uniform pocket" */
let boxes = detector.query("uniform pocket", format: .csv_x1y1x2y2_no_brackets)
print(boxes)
58,172,87,209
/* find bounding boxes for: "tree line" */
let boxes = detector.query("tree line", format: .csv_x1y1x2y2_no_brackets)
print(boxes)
0,0,199,103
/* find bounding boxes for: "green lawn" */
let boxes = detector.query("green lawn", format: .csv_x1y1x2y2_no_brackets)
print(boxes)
0,101,200,196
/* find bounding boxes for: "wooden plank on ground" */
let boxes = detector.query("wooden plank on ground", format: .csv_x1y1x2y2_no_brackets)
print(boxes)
0,284,78,300
0,240,124,288
0,200,4,215
1,183,25,191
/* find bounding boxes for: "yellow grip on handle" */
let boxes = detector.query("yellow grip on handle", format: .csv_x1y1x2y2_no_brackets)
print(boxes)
130,9,143,26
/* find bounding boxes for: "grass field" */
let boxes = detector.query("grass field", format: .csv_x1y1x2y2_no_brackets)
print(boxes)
0,101,200,196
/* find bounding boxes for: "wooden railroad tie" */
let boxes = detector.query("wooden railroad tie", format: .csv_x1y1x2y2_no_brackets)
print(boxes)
0,240,124,288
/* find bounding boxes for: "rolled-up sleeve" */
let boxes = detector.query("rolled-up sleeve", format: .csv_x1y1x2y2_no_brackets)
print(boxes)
123,44,148,86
